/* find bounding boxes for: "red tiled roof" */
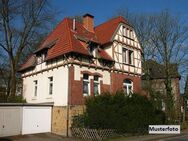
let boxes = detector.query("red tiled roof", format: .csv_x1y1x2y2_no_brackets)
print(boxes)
98,48,113,61
95,16,129,45
43,18,100,60
20,16,130,71
19,55,36,71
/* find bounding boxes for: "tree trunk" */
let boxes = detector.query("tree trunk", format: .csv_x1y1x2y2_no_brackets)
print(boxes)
9,59,17,97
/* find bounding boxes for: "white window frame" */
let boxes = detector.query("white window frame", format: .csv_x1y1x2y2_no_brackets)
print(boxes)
33,80,37,97
48,77,53,95
122,48,128,64
37,53,47,64
123,79,133,96
37,55,42,64
128,50,134,65
94,75,100,96
122,47,134,65
83,74,90,96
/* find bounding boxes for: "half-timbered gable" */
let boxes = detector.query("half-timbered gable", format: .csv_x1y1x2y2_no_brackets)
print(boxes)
112,24,142,75
95,16,142,75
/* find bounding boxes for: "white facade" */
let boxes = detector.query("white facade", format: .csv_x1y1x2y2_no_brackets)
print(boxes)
23,64,69,106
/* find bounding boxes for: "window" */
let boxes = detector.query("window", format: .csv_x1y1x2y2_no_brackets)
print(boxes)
122,26,126,36
37,55,42,64
128,50,133,65
34,80,37,97
94,75,100,95
83,74,90,96
130,30,132,39
122,48,134,65
37,52,47,64
48,77,53,95
122,48,127,63
123,79,133,96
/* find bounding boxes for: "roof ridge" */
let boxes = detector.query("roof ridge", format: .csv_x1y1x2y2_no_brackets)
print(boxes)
95,16,127,29
65,18,74,52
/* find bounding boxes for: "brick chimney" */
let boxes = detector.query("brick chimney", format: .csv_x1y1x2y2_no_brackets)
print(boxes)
83,13,94,33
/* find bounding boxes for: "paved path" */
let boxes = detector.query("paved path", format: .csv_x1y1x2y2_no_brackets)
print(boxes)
1,129,188,141
157,134,188,141
0,133,81,141
109,129,188,141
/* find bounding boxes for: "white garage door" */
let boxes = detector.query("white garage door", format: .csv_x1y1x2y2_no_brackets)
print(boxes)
0,107,22,137
22,106,51,135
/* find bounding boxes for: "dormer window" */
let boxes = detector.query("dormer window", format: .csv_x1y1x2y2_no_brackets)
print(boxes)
37,55,42,64
37,52,47,64
88,46,95,56
88,42,98,57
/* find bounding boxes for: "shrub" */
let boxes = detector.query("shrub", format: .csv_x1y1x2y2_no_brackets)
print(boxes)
7,95,26,103
72,92,165,134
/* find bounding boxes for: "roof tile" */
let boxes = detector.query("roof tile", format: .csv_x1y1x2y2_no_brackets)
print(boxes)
20,16,130,71
95,16,129,44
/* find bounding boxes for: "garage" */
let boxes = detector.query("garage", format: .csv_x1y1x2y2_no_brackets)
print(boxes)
22,106,51,134
0,106,22,137
0,104,52,137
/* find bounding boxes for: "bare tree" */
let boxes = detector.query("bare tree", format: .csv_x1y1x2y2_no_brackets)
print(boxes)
182,75,188,122
0,0,56,98
151,10,188,122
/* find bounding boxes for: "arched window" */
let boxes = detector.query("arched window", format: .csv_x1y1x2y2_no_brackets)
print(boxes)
123,79,133,96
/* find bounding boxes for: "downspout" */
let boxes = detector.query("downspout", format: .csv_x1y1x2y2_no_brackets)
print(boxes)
66,65,70,137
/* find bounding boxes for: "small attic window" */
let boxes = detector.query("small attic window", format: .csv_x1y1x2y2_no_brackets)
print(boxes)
88,46,94,55
88,43,97,57
37,51,47,64
122,26,126,36
130,30,133,39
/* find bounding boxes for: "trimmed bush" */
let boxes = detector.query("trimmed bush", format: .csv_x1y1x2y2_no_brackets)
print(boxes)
7,95,26,103
72,92,165,134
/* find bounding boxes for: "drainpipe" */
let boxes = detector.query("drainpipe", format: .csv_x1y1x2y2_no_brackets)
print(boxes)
66,65,70,137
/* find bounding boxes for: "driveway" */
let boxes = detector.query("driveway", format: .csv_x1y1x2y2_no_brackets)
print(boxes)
0,133,81,141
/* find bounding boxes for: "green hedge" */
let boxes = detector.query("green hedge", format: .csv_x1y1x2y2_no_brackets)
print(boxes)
7,95,26,103
72,92,165,134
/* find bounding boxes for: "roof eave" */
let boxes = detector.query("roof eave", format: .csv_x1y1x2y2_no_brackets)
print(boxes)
18,66,35,73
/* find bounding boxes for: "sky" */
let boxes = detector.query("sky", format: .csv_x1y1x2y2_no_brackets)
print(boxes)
52,0,188,26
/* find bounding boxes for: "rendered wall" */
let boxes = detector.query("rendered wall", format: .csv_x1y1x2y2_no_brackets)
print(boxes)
23,66,69,106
